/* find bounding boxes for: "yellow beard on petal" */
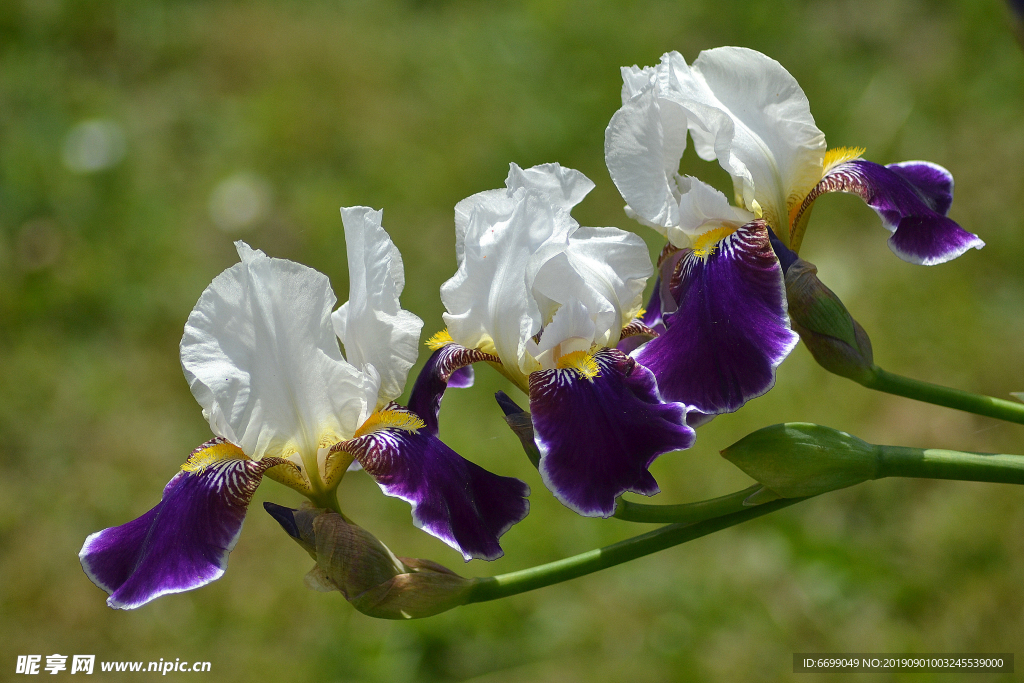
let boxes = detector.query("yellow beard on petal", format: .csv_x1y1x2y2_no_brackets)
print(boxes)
787,146,866,249
426,329,454,350
353,408,426,438
556,350,601,381
691,225,738,258
181,438,248,473
822,146,866,175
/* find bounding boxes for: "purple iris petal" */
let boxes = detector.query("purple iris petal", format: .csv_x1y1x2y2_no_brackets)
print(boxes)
341,412,530,561
810,159,983,265
448,365,475,388
408,344,498,434
640,276,665,329
634,220,799,416
79,439,279,610
886,161,954,214
529,347,695,518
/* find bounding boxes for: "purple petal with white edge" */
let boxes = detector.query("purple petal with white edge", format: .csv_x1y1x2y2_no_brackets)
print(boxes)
529,348,695,518
634,220,799,416
800,159,983,265
886,161,955,215
340,411,530,561
79,439,280,610
407,344,498,435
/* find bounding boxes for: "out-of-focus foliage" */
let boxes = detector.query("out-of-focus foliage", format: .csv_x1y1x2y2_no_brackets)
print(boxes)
1,0,1022,681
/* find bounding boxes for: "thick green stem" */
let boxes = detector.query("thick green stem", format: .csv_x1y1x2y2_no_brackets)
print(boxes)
465,497,805,604
613,484,763,523
877,447,1024,485
307,485,344,515
859,365,1024,425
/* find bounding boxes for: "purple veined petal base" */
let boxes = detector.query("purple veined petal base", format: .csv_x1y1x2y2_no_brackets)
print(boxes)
340,410,530,561
634,220,799,416
529,347,695,518
796,159,983,265
408,344,499,434
79,438,282,610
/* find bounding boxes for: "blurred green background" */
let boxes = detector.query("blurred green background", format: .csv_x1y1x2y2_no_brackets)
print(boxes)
2,0,1023,681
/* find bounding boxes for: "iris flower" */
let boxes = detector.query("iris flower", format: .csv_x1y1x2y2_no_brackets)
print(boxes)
80,208,529,609
605,47,983,419
412,163,695,518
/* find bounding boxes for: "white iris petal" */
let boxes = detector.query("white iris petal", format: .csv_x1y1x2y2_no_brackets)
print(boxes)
442,163,654,382
662,47,826,231
181,242,380,468
673,177,757,247
332,207,424,405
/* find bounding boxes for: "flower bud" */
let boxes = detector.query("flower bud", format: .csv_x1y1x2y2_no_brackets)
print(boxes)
721,423,880,498
264,503,474,619
784,258,874,382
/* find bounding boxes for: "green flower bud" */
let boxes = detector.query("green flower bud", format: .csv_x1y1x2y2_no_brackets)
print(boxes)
721,423,880,498
264,503,475,619
785,258,874,382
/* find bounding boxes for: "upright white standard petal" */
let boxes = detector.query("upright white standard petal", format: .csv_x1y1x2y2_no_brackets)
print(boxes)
532,226,652,348
332,207,424,404
663,47,826,232
453,163,593,267
526,297,597,369
181,242,380,466
672,176,757,248
442,188,571,387
505,162,595,212
605,78,690,230
442,163,653,385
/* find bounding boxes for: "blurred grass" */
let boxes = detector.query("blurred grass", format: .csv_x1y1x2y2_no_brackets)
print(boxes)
1,0,1023,681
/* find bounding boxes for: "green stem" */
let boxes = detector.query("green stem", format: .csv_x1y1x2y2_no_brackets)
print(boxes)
466,497,805,604
613,484,763,523
859,365,1024,425
307,485,344,515
877,447,1024,485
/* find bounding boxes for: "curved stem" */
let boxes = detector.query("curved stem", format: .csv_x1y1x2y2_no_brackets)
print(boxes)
466,496,806,604
877,447,1024,485
613,484,763,523
859,365,1024,425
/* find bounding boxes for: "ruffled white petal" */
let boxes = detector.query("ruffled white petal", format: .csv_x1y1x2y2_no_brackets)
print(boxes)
532,227,652,347
453,163,592,268
620,64,655,103
442,164,652,383
442,188,570,385
505,162,595,212
181,242,379,462
661,48,826,232
332,207,423,404
454,189,506,267
527,297,597,369
605,84,690,231
671,176,757,247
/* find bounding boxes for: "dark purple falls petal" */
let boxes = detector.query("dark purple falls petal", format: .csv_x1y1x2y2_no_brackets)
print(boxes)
408,344,498,435
803,159,983,265
529,347,695,518
341,412,530,561
634,220,800,417
79,438,280,610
